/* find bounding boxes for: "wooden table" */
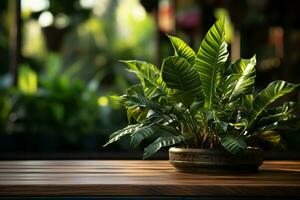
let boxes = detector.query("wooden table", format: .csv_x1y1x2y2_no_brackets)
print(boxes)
0,160,300,199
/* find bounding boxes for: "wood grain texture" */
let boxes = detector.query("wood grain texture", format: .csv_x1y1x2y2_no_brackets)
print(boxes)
0,160,299,197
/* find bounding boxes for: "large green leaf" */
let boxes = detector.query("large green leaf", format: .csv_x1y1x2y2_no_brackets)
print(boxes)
195,18,229,109
162,56,204,102
103,124,141,147
120,94,165,113
220,135,246,154
168,35,196,65
122,60,168,98
155,124,181,136
242,94,254,112
257,102,296,128
130,125,157,148
257,131,281,146
226,56,256,101
127,106,148,123
121,93,178,128
247,81,299,129
143,135,186,159
126,84,144,96
255,104,298,133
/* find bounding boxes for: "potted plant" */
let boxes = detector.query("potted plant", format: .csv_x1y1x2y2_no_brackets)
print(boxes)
104,19,299,172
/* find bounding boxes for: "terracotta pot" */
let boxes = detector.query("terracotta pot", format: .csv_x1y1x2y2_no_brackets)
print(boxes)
169,147,263,173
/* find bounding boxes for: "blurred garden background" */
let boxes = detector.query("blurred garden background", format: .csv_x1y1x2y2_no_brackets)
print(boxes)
0,0,300,159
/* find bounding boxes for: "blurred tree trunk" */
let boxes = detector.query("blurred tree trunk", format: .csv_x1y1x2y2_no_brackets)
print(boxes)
9,0,21,85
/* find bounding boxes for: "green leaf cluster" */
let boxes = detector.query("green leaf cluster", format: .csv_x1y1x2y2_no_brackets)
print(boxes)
104,18,299,159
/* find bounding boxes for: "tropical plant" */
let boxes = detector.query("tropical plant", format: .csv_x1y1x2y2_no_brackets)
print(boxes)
104,18,299,159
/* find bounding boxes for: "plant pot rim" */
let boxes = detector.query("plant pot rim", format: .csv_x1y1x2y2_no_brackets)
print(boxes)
169,146,262,153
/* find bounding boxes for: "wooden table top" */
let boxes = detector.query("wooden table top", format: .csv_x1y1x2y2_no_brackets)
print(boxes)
0,160,300,197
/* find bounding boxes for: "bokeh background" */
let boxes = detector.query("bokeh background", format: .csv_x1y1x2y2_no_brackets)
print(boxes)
0,0,300,159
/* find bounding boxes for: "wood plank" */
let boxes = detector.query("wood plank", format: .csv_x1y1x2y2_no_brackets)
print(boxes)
0,160,299,196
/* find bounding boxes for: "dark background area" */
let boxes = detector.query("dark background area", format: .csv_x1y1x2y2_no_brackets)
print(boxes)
0,0,300,160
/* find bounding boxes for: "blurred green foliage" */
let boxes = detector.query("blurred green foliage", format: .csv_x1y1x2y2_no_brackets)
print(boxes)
0,74,13,134
11,55,102,137
0,0,155,142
